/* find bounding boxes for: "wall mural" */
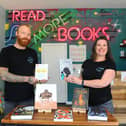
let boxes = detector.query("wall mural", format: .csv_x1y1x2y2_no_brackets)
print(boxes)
5,8,126,70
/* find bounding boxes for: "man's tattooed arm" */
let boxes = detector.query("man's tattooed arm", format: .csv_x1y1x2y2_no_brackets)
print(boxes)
0,67,36,84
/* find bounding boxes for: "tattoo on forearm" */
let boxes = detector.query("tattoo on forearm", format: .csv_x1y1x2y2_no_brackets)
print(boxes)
28,77,33,84
1,71,26,83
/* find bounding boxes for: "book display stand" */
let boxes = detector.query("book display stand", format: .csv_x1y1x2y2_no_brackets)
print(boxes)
38,109,52,113
72,108,86,113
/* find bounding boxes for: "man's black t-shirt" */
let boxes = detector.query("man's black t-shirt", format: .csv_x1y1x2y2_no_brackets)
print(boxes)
0,46,38,101
81,59,116,106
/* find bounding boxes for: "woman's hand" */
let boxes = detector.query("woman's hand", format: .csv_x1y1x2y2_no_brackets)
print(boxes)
64,75,82,85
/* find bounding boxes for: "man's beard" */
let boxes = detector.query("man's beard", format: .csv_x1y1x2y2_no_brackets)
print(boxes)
17,37,31,47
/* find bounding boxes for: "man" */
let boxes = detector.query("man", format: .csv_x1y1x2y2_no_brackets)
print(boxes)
0,24,47,115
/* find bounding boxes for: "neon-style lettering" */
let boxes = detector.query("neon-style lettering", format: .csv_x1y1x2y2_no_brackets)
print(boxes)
12,10,20,22
36,10,46,21
57,26,110,41
12,10,46,22
27,10,36,21
68,27,81,40
81,27,93,40
58,27,67,41
43,23,54,34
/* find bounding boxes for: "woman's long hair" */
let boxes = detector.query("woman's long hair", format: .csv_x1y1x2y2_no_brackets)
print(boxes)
91,36,114,61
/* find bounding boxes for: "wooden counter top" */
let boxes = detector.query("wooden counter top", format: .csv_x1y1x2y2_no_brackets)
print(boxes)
1,106,119,126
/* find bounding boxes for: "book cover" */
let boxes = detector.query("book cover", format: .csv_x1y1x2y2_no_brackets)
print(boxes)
88,107,108,121
35,64,48,80
59,59,73,80
11,106,34,120
72,88,89,112
34,84,57,110
121,71,126,82
54,109,73,122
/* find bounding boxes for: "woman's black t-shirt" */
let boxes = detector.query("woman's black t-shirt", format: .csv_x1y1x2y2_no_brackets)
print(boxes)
81,59,116,106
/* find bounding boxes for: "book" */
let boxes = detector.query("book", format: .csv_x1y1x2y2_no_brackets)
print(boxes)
11,106,34,120
121,71,126,82
54,109,73,122
35,64,48,80
34,84,57,111
88,107,108,121
59,59,73,80
72,88,89,113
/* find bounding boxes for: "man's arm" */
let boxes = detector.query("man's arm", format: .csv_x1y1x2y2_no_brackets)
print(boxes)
0,67,36,85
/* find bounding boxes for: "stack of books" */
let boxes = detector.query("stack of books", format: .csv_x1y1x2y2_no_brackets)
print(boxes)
88,107,108,121
54,109,73,122
11,105,34,120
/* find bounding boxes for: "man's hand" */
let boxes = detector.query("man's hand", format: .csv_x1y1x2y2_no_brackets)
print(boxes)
26,77,48,85
26,76,38,85
38,79,48,83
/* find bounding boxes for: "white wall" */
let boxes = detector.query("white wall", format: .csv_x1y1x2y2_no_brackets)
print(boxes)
0,0,126,9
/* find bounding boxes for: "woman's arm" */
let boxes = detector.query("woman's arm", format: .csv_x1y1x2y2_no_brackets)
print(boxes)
64,69,115,88
84,69,115,88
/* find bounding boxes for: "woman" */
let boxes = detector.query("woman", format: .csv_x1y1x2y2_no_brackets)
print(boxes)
64,36,116,114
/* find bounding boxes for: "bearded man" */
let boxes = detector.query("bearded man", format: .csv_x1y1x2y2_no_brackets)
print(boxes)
0,24,47,116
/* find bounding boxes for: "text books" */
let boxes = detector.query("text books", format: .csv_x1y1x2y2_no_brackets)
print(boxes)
11,106,34,120
72,88,89,113
35,64,48,80
88,107,108,121
54,109,73,122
